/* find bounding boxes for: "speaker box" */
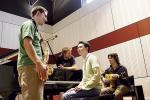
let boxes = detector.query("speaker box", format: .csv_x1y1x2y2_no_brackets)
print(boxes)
0,65,20,92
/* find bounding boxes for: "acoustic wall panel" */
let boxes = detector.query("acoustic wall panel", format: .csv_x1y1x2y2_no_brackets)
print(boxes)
140,34,150,76
79,13,96,41
1,22,20,49
94,2,114,37
53,10,80,33
0,11,27,26
111,0,150,30
75,56,84,69
0,22,2,47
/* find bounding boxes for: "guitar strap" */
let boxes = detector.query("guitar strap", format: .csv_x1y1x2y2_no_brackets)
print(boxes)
32,19,44,56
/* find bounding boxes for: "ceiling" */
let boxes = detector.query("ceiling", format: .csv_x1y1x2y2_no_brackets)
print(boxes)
0,0,82,25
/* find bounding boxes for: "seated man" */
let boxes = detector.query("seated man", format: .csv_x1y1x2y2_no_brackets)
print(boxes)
62,41,102,100
57,47,78,70
101,53,130,100
55,47,81,81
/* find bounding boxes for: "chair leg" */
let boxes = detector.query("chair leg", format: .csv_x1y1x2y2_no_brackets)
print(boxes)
132,96,137,100
135,86,145,100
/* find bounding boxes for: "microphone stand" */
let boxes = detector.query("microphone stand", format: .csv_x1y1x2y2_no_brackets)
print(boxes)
46,40,68,81
46,39,68,81
46,41,58,68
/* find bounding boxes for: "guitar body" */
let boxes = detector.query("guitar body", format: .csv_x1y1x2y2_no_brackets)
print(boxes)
47,64,54,76
105,74,116,88
41,40,54,80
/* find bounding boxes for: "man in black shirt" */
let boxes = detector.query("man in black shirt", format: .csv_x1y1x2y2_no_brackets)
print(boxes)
101,53,130,100
57,47,78,70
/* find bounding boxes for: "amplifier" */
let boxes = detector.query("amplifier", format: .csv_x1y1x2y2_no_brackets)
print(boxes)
0,65,20,92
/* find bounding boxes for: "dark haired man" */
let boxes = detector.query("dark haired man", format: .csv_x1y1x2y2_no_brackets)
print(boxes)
101,53,130,100
17,6,48,100
62,41,102,100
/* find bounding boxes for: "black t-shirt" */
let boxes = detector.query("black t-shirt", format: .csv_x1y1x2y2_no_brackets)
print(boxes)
56,55,75,67
102,65,130,86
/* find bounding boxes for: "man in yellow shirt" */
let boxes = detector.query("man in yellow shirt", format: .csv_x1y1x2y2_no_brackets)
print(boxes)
62,41,102,100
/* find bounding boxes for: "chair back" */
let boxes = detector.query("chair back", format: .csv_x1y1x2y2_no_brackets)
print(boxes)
128,75,134,85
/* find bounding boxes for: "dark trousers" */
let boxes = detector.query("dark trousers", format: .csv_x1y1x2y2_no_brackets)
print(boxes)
62,88,100,100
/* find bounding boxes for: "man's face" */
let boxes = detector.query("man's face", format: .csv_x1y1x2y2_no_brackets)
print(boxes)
108,56,116,65
77,43,88,56
37,11,47,25
64,50,72,59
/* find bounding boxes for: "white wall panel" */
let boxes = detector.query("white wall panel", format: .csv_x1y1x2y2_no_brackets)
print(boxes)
0,11,28,26
140,34,150,76
52,24,77,54
0,22,2,46
52,31,65,54
79,13,96,41
1,23,20,49
39,24,52,34
0,11,28,49
111,0,150,30
93,48,111,71
53,10,80,33
53,20,82,54
94,2,114,37
55,12,97,48
75,56,84,69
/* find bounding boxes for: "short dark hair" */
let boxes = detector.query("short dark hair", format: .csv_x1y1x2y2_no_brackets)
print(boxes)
31,6,47,17
78,41,91,52
108,53,120,65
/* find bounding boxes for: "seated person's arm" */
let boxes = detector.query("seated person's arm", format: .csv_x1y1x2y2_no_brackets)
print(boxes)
119,66,128,78
59,56,78,70
62,64,78,70
117,67,130,84
111,66,128,80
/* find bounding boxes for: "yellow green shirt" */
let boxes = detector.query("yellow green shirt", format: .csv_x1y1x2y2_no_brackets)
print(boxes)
78,53,102,90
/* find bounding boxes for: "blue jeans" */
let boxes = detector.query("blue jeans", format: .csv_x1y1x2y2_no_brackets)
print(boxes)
62,88,100,100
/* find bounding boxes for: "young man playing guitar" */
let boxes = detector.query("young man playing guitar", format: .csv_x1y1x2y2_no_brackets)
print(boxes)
101,53,130,100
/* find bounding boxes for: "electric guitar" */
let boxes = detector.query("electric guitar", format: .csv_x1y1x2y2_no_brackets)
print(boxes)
41,41,54,81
